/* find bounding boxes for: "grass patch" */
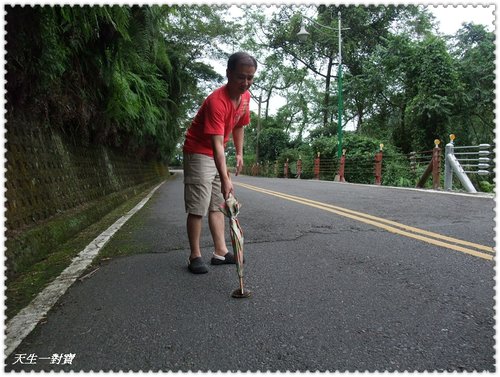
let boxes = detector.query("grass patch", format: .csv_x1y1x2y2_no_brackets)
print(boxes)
5,179,169,321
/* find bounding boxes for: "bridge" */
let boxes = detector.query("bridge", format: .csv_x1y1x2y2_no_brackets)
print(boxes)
5,173,495,372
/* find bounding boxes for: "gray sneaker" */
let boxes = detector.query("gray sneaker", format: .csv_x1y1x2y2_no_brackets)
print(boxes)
211,252,237,265
188,257,208,274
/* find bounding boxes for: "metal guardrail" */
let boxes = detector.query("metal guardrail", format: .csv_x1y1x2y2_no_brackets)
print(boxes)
244,136,493,193
444,135,493,193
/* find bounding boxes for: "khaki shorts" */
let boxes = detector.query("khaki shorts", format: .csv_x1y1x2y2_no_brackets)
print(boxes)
183,153,224,216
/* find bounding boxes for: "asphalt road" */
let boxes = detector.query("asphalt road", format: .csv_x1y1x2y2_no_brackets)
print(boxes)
5,173,495,372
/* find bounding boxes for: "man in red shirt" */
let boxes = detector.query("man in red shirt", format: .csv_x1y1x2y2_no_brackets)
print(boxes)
183,52,257,274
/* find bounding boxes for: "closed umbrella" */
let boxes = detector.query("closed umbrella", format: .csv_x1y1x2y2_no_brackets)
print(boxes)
220,194,251,298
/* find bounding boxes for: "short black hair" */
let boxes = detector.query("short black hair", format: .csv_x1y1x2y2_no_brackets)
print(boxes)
227,52,258,72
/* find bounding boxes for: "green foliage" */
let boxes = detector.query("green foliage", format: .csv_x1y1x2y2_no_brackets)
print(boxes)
7,4,494,181
450,24,495,146
402,35,461,151
242,5,494,187
309,132,413,185
6,5,233,162
381,154,414,187
478,181,494,193
311,135,339,159
257,127,290,162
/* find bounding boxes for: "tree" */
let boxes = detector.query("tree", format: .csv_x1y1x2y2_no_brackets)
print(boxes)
263,4,427,136
449,23,495,145
354,12,458,153
402,35,462,151
6,5,238,161
257,126,290,162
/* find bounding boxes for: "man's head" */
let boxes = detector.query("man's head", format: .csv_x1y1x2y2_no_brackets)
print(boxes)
226,52,257,96
227,52,258,72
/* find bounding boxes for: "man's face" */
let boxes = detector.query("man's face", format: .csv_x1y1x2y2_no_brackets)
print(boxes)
227,63,256,95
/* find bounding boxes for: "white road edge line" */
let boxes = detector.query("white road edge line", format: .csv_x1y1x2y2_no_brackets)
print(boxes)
5,181,165,357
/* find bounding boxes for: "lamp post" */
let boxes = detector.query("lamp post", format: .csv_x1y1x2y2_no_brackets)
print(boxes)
297,11,346,158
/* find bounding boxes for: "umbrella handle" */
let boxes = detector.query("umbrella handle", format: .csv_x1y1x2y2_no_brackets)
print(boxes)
225,193,237,207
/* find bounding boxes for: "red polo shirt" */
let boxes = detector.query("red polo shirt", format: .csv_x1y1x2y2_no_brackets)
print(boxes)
183,85,251,157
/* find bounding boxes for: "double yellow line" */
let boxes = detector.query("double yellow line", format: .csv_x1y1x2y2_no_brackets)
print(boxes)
235,182,495,261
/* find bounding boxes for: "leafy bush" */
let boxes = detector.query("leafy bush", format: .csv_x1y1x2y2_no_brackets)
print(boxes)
478,180,494,193
308,132,414,185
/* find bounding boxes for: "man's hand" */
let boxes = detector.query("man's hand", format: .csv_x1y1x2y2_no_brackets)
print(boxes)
235,154,244,176
221,172,233,200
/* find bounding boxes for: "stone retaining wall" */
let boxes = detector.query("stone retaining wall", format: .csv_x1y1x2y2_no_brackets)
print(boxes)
5,120,169,276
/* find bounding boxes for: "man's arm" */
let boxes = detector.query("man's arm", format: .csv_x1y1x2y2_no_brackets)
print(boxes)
232,125,245,176
211,135,233,200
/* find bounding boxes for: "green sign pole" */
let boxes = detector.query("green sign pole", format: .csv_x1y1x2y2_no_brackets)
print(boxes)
337,11,343,158
337,63,343,158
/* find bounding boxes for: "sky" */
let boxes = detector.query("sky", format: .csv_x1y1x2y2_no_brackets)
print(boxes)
224,3,495,34
428,4,495,34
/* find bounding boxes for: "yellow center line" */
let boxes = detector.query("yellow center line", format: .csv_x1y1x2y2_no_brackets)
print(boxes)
237,182,494,253
235,182,494,261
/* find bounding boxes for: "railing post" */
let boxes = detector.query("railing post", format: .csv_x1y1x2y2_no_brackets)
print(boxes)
444,135,454,190
336,149,346,182
284,158,289,178
374,144,383,185
314,152,320,180
444,134,477,193
296,157,302,179
431,140,441,190
416,139,441,189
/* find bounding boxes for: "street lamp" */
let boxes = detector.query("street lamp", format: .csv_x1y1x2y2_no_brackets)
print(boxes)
297,11,347,158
